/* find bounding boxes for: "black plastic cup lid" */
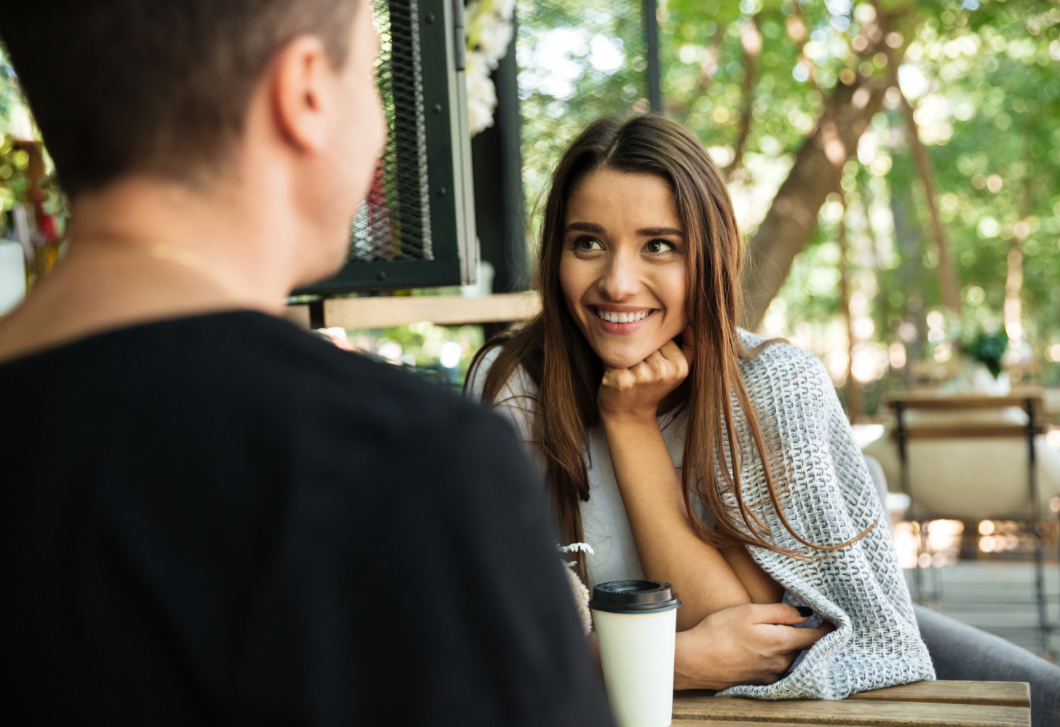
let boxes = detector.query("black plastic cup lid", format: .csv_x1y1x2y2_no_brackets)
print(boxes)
588,580,682,614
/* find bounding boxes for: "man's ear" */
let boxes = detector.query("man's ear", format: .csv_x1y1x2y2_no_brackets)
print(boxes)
271,36,334,153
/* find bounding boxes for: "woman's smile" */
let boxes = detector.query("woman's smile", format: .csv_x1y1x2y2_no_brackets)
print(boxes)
591,305,658,334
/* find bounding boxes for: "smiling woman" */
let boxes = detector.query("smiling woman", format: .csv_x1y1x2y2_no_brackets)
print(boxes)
467,114,934,700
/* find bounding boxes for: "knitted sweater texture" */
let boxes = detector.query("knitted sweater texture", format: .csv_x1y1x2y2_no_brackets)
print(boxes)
469,330,934,700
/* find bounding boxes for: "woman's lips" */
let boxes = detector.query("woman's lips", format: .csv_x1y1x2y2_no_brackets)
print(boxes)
590,307,657,335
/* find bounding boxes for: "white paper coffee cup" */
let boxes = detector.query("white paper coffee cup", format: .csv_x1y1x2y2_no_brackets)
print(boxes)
590,580,681,727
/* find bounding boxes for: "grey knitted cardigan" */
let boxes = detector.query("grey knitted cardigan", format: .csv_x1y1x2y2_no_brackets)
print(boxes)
470,330,934,700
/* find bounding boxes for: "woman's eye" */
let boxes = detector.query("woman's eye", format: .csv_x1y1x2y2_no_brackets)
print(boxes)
573,236,604,252
645,239,676,254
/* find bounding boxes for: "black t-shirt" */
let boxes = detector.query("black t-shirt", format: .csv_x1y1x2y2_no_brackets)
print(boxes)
0,311,612,726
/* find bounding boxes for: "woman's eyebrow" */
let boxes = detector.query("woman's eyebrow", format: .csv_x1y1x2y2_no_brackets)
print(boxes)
565,221,605,234
638,226,683,237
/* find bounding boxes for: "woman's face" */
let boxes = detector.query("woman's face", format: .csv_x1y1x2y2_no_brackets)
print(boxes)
558,168,689,370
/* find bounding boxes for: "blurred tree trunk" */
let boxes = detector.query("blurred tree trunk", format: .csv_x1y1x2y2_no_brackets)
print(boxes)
1005,172,1035,345
1004,242,1023,342
740,76,887,330
838,194,861,421
692,24,726,100
726,15,761,175
884,44,962,314
889,145,926,387
895,92,961,313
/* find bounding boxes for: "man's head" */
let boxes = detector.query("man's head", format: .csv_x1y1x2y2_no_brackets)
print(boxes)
0,0,384,285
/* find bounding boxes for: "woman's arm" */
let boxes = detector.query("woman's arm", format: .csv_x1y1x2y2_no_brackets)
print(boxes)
721,546,786,605
718,352,934,699
601,416,752,629
598,332,781,630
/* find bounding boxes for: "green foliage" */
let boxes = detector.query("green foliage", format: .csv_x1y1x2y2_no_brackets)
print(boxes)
0,48,23,124
516,0,649,218
874,1,1060,380
961,323,1008,378
346,321,485,389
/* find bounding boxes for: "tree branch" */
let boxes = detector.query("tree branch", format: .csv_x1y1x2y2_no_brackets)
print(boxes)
725,15,761,176
697,23,727,95
740,76,888,330
837,191,861,421
883,39,962,314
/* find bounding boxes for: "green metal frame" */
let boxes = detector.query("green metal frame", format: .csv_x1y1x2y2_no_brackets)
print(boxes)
645,0,662,113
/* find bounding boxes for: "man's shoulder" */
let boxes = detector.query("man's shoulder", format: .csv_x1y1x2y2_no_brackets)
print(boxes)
53,311,504,457
205,312,501,440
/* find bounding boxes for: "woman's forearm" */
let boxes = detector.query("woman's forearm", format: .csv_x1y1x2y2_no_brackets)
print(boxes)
601,416,753,629
721,546,786,604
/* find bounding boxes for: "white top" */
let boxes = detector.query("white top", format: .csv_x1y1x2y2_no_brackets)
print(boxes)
467,330,934,700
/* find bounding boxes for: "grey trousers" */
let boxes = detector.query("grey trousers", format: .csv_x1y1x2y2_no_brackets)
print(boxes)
915,604,1060,727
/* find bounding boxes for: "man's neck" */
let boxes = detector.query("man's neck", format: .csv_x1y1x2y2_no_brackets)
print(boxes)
71,175,298,309
0,175,302,363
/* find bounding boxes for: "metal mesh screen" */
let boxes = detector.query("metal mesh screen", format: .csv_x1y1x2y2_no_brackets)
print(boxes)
349,0,433,263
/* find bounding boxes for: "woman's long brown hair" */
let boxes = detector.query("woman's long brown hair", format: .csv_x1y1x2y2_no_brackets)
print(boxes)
468,115,868,581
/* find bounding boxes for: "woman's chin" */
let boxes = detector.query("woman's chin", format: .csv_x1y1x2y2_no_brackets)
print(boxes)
592,346,655,370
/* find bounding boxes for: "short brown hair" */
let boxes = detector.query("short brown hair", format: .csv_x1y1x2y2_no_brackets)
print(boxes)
0,0,359,198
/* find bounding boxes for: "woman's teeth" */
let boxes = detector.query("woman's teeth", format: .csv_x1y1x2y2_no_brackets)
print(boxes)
596,309,651,323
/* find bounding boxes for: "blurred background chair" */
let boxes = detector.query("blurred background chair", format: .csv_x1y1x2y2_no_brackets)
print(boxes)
861,391,1058,654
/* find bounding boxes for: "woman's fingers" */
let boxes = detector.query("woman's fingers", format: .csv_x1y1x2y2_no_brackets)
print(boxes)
672,345,690,379
746,602,813,626
644,350,670,379
603,367,636,390
775,650,801,673
777,624,832,653
627,359,653,384
751,673,783,686
612,348,686,386
655,341,690,379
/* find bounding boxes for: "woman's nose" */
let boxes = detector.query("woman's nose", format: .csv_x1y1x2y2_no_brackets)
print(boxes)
597,250,641,300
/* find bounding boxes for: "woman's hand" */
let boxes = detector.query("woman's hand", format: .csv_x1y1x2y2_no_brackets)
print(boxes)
598,327,694,424
673,603,832,691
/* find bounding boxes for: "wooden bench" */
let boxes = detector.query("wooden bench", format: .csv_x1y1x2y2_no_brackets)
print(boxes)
671,680,1031,726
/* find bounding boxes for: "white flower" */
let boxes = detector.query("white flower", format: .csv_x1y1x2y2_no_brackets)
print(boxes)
465,52,497,136
558,542,594,633
564,564,593,635
477,23,514,65
491,0,517,19
464,0,516,137
558,542,596,556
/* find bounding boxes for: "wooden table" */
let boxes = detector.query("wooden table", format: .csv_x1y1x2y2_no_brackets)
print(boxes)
671,680,1030,726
